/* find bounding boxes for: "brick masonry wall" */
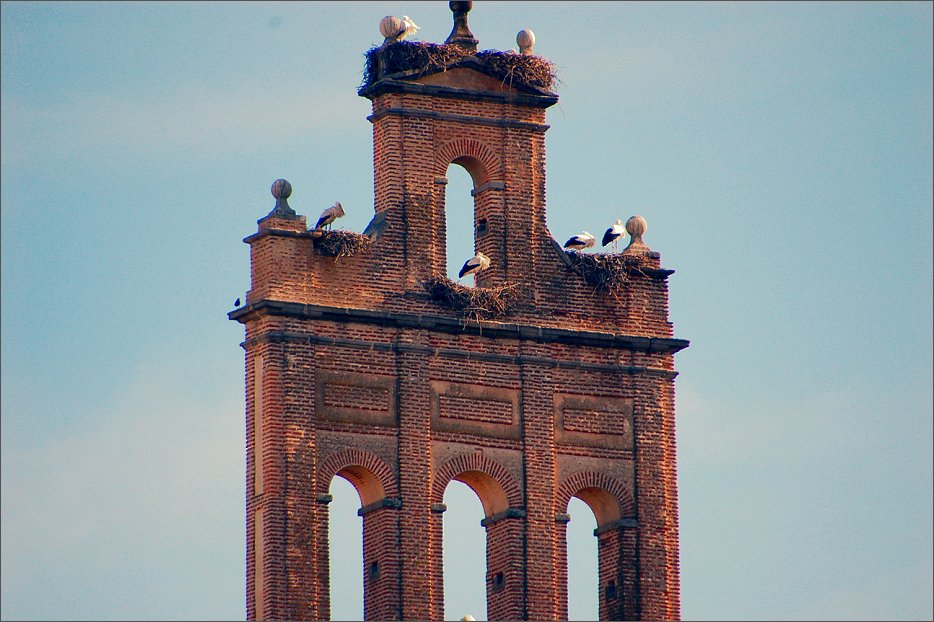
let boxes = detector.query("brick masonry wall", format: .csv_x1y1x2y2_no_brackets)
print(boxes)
233,62,685,621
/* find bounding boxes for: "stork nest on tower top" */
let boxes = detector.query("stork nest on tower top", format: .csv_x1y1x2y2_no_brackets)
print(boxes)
360,42,557,93
424,276,522,322
565,252,648,293
314,230,372,258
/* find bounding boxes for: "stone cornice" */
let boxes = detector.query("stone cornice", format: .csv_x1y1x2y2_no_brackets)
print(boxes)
228,300,690,357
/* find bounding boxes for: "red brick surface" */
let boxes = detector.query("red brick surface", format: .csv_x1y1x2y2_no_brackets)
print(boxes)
233,60,686,621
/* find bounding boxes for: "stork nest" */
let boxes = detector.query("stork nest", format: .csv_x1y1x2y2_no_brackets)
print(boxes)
565,252,647,293
315,230,371,258
474,50,557,90
424,276,522,322
360,42,557,93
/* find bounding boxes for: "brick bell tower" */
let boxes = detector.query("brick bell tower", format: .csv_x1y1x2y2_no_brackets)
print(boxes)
229,3,689,621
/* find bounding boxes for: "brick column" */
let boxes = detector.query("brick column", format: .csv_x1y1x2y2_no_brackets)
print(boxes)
396,336,433,619
484,511,527,620
519,346,558,621
361,500,404,620
596,521,639,621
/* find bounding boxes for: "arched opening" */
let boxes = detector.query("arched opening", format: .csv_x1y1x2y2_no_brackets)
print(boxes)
444,162,478,285
566,496,599,621
442,479,486,621
328,475,364,621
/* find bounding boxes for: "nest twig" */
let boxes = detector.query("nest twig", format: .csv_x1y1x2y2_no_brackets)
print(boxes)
424,276,521,322
315,230,371,258
565,252,646,294
360,42,557,93
474,50,557,90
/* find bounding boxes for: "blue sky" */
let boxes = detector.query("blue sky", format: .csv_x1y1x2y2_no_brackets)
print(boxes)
1,1,931,620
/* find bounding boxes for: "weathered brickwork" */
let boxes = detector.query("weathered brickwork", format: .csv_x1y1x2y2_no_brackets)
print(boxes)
231,11,688,621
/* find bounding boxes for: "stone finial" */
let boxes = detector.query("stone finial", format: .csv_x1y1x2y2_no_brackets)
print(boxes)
379,15,403,44
445,1,478,52
624,215,649,250
267,178,298,219
517,29,535,55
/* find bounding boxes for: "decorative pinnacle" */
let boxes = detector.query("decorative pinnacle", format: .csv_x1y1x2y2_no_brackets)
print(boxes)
445,1,478,52
517,29,535,55
267,178,298,219
624,215,648,250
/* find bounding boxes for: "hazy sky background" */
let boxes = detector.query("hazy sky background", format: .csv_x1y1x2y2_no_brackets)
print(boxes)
2,1,931,621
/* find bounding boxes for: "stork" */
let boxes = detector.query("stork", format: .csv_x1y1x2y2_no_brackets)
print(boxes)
602,219,625,252
314,202,345,230
458,251,491,282
563,231,596,252
397,15,420,40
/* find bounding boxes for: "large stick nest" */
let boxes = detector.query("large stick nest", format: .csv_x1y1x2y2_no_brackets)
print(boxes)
565,252,647,293
360,42,557,93
424,276,522,322
315,230,371,258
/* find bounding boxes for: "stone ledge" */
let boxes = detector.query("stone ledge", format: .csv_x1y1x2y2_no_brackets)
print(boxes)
229,300,690,356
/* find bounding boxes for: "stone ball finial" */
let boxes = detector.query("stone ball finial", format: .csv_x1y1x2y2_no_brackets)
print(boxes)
271,178,292,200
380,15,402,40
517,29,535,54
267,178,297,219
625,215,648,246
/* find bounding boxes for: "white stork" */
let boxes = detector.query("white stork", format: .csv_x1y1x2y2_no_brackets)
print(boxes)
563,231,596,252
315,202,345,230
458,251,491,280
397,15,420,40
602,219,625,252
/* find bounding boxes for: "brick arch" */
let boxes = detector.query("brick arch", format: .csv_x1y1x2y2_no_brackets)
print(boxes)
317,448,398,507
432,453,522,517
557,471,635,527
435,138,502,187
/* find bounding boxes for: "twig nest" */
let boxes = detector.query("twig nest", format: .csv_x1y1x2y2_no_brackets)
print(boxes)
517,29,535,54
380,15,402,40
424,276,521,321
315,230,371,258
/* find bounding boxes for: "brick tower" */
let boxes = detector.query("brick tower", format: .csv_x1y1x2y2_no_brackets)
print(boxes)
230,3,688,620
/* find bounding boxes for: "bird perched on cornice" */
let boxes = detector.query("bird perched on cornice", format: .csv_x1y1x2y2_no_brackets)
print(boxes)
397,15,420,40
602,219,626,252
315,202,345,230
458,251,491,281
563,231,596,252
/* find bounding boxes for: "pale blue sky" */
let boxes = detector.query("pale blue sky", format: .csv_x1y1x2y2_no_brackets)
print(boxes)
1,2,931,621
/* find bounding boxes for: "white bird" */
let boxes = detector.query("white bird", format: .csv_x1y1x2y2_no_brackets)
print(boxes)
602,219,626,252
315,202,345,230
397,15,420,40
458,251,491,280
563,231,596,252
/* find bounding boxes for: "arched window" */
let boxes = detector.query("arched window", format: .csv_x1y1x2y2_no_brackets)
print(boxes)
444,163,477,284
566,496,599,621
328,476,364,621
442,480,486,621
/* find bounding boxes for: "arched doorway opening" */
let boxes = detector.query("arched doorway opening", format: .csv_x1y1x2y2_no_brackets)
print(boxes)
444,162,478,284
566,496,599,621
328,475,364,621
442,479,486,621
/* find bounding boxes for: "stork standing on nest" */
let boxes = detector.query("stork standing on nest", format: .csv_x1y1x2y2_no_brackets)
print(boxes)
563,231,596,252
602,219,625,252
315,202,345,230
458,251,491,282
